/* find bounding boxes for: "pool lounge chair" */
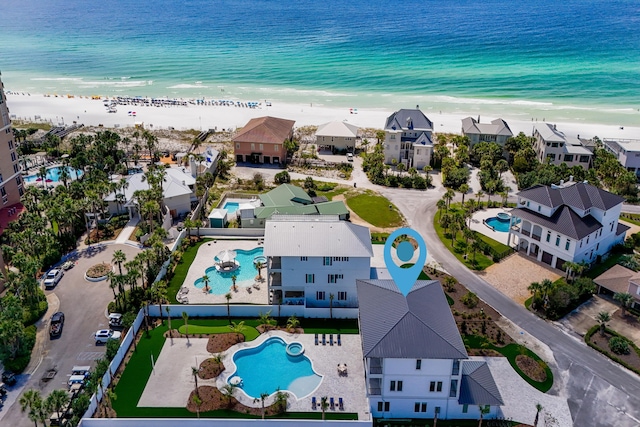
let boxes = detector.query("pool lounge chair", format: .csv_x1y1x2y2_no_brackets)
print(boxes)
339,397,344,410
311,396,317,410
329,334,334,346
330,397,335,410
337,334,341,346
322,334,326,345
315,334,319,345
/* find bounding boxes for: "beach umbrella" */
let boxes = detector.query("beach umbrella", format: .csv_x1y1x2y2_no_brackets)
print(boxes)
217,250,236,263
46,179,53,183
36,178,43,182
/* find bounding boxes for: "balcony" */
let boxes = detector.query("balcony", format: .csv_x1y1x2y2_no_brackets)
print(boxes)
269,272,281,287
521,229,530,237
532,233,541,242
368,378,382,396
368,358,382,375
269,257,281,270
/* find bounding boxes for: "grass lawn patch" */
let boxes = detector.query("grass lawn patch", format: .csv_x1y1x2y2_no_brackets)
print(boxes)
433,210,493,271
167,239,211,303
586,252,626,279
476,233,510,252
620,214,640,227
177,323,260,341
345,191,404,228
586,325,640,376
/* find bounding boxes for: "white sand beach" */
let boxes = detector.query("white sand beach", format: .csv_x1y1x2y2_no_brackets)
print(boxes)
6,92,639,140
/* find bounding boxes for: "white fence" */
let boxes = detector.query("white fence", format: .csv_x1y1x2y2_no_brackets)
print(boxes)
196,228,265,237
82,419,371,427
147,304,358,319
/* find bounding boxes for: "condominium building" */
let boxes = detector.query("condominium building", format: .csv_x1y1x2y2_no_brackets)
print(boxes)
0,73,23,208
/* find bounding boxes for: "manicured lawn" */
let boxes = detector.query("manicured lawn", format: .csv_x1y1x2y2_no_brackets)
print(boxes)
167,239,211,303
345,191,404,228
585,252,626,279
463,335,554,393
433,210,493,271
476,233,510,252
620,214,640,227
177,323,260,340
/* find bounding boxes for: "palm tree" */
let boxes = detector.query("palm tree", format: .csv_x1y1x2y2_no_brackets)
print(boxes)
443,189,455,209
614,292,634,316
255,261,265,281
287,314,300,332
191,366,200,397
46,389,70,422
534,403,543,427
201,274,211,293
478,405,490,427
166,306,172,335
527,281,543,310
254,392,270,419
112,250,127,276
320,396,329,420
182,311,189,337
19,389,43,427
229,321,246,334
539,279,554,310
476,191,485,208
225,293,232,323
221,384,237,408
459,183,470,204
192,394,202,419
597,311,611,336
329,293,335,320
231,274,238,292
471,238,482,264
436,199,447,220
563,261,579,282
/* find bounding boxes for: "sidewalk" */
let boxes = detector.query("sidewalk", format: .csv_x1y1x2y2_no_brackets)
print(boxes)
115,217,140,245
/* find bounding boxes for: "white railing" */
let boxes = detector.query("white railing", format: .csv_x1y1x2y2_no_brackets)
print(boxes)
147,304,358,320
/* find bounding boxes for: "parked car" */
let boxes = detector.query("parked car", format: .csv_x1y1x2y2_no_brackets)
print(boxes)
61,260,75,270
346,152,354,162
1,371,16,386
71,366,91,378
0,382,7,397
49,312,65,338
108,313,123,328
44,269,64,289
94,329,121,345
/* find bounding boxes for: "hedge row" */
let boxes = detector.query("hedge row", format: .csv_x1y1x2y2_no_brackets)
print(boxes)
585,325,640,376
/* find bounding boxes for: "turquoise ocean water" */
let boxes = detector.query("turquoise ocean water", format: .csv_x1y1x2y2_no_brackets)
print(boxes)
1,0,638,126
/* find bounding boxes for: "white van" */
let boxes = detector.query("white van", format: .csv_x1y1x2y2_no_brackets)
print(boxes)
346,153,354,162
67,375,86,387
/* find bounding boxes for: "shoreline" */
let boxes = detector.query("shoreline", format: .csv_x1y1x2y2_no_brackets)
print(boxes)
6,91,639,141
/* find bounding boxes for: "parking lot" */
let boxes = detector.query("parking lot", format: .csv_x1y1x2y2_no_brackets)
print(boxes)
0,243,141,427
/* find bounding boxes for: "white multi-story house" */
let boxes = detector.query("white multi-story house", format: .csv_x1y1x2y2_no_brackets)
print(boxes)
383,109,433,169
461,117,513,147
533,123,592,169
357,279,503,420
603,138,640,177
264,215,372,308
508,179,629,270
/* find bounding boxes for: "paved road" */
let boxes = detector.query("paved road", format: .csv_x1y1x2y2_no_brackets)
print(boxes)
382,188,640,427
0,243,141,427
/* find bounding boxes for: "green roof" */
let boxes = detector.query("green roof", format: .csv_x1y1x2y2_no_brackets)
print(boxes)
255,204,319,218
259,184,312,207
315,201,349,215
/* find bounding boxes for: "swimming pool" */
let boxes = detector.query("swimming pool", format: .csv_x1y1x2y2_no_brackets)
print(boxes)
485,216,517,232
223,202,240,214
194,247,263,294
24,166,83,183
229,337,322,399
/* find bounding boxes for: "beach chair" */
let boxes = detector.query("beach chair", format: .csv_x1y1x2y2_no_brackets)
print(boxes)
330,397,335,410
315,334,319,345
337,333,341,346
329,334,334,346
311,396,317,410
322,334,326,345
339,397,344,410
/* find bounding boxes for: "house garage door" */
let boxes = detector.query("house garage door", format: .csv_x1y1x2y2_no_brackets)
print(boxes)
555,257,567,271
541,251,553,266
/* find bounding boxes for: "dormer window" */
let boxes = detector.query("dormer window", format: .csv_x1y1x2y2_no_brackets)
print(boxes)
585,208,591,215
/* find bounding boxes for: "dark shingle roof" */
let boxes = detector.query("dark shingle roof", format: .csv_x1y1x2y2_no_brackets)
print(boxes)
459,361,503,406
518,182,624,210
385,109,433,132
232,116,295,144
512,206,601,239
593,264,636,295
356,279,468,359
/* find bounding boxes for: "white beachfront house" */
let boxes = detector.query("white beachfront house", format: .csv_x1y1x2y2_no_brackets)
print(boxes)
104,167,196,219
461,117,513,147
315,121,359,152
357,279,503,420
602,138,640,178
533,123,592,169
383,109,434,169
508,179,628,270
263,215,372,308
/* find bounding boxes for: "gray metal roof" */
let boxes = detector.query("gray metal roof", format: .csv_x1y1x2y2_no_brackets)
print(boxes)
535,123,566,143
264,217,372,257
459,361,503,405
356,279,468,359
517,182,624,211
512,206,601,240
385,109,433,132
461,117,513,138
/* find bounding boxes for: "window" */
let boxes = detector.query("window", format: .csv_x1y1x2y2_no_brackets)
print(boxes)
251,143,255,150
546,231,551,243
333,257,349,262
259,144,263,151
328,274,343,283
538,205,541,212
15,176,21,185
390,381,396,391
430,381,435,392
323,257,332,266
305,274,314,284
452,360,460,375
316,291,325,300
8,140,13,149
377,402,390,412
416,359,422,370
462,404,469,413
236,143,240,149
435,407,441,415
596,243,599,250
555,235,560,246
547,153,556,161
610,222,615,232
436,381,443,392
398,381,403,391
13,164,19,174
390,134,396,140
564,154,574,162
414,402,427,413
300,257,308,261
390,381,402,391
18,187,23,196
551,142,559,148
527,201,530,207
450,379,458,397
565,239,570,251
337,291,347,300
275,145,279,152
580,155,590,163
0,188,5,197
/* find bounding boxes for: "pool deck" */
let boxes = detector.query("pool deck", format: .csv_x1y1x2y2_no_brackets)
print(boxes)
182,239,269,304
138,330,370,420
469,207,515,247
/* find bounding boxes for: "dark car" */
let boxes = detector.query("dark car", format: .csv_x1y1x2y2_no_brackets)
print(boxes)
49,312,65,338
1,371,16,386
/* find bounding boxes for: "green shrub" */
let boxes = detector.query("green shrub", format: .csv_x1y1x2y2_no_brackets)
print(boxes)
23,299,48,326
4,354,30,373
461,292,479,308
609,336,631,355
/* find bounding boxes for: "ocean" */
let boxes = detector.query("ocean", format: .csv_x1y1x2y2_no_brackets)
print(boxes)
1,0,638,126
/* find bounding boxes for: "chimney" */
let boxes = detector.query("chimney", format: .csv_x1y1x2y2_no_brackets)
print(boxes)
554,124,557,130
569,175,573,182
477,115,480,123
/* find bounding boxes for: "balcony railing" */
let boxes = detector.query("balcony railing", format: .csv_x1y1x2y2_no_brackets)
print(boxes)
269,257,281,269
269,274,281,287
521,229,531,237
532,234,541,242
368,378,382,396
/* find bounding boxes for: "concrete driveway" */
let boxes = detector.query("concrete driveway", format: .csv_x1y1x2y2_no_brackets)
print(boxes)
0,243,142,427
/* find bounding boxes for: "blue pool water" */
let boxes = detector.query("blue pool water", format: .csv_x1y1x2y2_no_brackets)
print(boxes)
24,166,83,183
229,337,322,399
486,217,512,233
194,247,263,294
223,202,240,214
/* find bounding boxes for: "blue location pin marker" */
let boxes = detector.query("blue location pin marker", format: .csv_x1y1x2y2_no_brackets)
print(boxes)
384,227,428,296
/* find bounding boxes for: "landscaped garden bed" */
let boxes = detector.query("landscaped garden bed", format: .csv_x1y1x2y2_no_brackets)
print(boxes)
86,262,112,281
586,325,640,376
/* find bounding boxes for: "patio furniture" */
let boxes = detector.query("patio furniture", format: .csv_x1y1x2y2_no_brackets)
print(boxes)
329,334,334,346
253,282,260,290
337,363,348,376
338,397,344,410
315,334,319,345
311,396,317,410
322,334,326,346
337,334,341,346
330,397,335,410
246,287,252,293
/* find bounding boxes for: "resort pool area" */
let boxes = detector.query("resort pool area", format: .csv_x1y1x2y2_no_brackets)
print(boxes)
229,337,322,399
485,216,519,233
223,201,240,214
194,247,263,294
24,166,83,183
